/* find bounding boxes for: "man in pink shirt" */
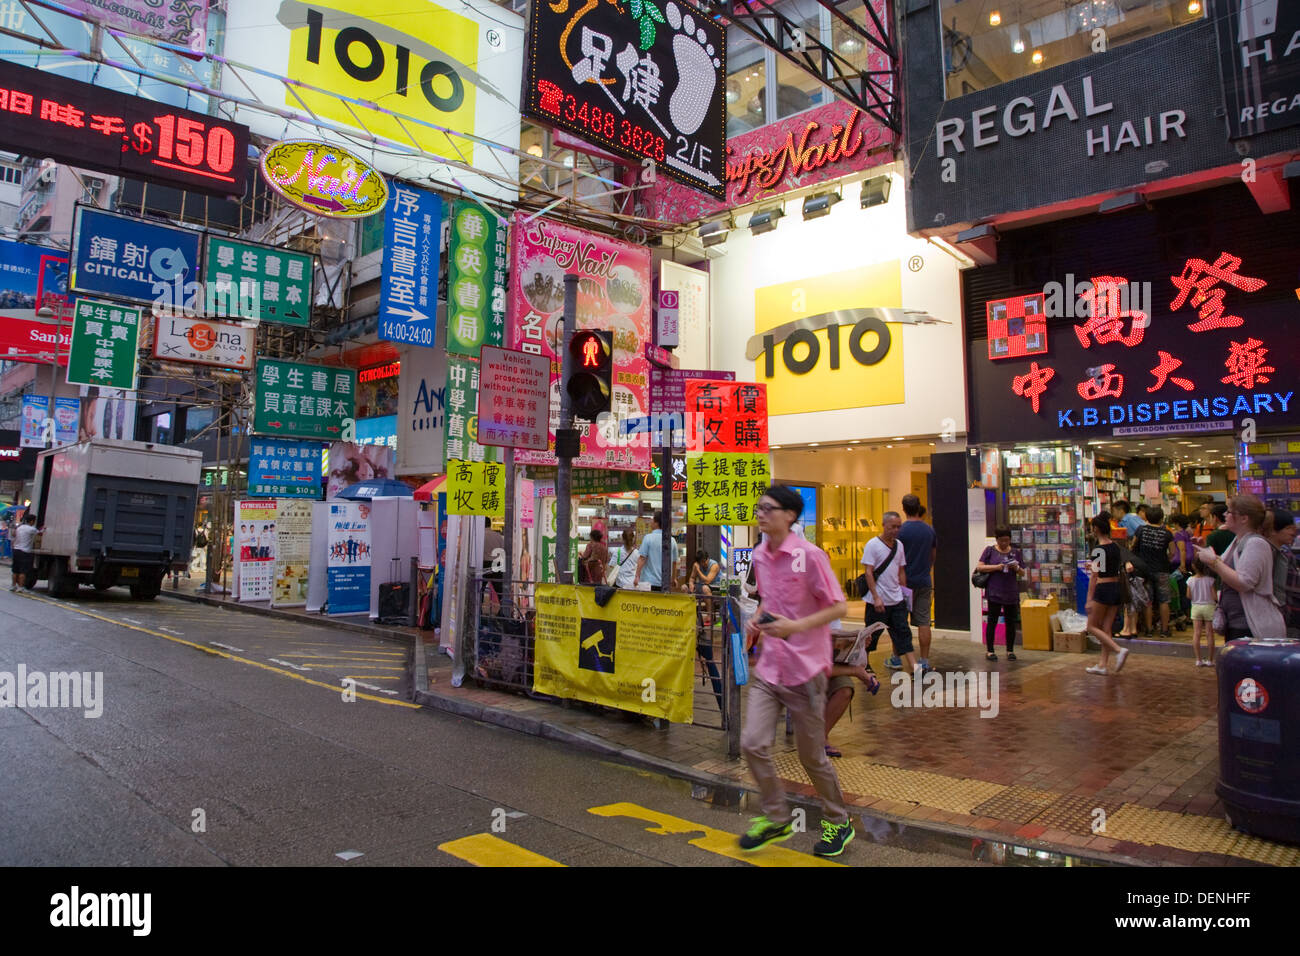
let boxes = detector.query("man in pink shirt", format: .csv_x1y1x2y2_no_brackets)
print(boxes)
739,485,854,857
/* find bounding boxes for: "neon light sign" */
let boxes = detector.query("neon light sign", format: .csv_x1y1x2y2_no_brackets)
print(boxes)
260,140,389,219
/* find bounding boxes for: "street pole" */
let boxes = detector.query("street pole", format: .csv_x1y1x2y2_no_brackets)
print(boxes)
660,444,672,592
554,273,579,584
502,446,515,614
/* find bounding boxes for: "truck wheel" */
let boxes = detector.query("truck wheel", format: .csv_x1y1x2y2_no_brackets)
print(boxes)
48,558,78,598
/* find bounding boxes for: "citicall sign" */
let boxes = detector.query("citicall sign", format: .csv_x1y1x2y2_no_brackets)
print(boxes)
223,1,524,200
748,263,905,416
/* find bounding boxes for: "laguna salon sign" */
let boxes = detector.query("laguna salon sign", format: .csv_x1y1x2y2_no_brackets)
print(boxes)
637,99,892,224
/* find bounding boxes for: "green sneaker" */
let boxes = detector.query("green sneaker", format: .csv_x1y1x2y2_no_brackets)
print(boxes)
814,819,855,857
738,815,793,851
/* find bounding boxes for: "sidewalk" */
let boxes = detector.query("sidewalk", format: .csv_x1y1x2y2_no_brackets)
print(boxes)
161,574,1296,867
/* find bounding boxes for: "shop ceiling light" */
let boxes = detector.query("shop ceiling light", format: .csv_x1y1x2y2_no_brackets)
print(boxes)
1099,191,1146,213
699,219,729,247
803,191,840,220
748,206,784,235
859,175,891,209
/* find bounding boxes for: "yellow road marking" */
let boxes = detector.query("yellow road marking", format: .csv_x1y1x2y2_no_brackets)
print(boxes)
437,834,565,867
280,654,405,664
342,675,400,680
588,802,844,867
18,592,418,709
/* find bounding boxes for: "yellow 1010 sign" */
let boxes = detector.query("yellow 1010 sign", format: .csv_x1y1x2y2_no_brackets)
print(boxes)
260,140,389,218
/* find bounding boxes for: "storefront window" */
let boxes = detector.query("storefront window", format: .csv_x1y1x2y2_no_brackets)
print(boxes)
775,0,830,119
941,0,1205,100
823,484,891,600
726,27,767,136
184,405,215,443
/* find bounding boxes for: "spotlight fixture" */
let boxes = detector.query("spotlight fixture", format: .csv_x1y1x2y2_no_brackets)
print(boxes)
1187,0,1201,14
859,175,891,209
748,206,784,235
1099,191,1146,213
802,190,840,220
698,219,729,247
1013,39,1025,54
989,11,1001,26
1031,49,1044,65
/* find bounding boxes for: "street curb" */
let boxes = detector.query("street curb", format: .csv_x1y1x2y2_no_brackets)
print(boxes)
160,590,415,649
411,683,1146,867
412,631,429,696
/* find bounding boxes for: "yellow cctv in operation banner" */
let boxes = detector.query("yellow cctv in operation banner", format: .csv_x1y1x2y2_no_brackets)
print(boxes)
533,584,696,724
753,262,903,416
282,0,480,159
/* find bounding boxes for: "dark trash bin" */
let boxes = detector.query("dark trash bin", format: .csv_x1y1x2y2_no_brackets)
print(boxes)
1216,637,1300,844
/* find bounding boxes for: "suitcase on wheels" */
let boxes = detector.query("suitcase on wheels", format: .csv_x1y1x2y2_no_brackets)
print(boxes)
378,582,410,623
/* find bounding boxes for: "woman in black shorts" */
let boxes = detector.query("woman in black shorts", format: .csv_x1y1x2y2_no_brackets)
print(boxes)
1085,514,1131,676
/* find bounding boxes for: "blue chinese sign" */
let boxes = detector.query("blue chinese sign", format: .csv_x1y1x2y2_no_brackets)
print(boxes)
356,414,398,451
248,439,324,498
379,183,441,348
70,206,202,306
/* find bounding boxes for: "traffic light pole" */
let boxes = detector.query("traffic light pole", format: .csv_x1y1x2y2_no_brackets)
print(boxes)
554,273,579,584
661,444,672,593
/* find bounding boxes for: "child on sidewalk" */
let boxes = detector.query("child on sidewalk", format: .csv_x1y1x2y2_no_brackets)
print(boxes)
1188,559,1218,667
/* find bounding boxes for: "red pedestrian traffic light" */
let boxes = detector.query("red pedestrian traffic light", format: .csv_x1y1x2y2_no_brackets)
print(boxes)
567,329,612,422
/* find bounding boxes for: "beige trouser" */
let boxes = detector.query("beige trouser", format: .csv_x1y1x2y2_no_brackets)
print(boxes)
741,672,849,826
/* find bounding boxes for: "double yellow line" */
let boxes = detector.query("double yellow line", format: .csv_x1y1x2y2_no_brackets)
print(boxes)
19,592,418,709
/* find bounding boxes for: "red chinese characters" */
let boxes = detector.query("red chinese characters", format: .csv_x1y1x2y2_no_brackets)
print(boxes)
1147,350,1194,393
1074,276,1149,348
1170,253,1266,332
1012,362,1055,414
1077,364,1124,400
1220,338,1275,389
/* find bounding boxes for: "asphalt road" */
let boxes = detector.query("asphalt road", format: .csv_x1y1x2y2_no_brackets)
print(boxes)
0,583,975,867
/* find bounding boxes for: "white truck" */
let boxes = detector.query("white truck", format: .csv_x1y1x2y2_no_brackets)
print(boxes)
29,439,203,600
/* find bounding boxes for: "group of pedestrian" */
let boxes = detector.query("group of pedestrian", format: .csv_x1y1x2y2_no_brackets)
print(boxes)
860,495,937,675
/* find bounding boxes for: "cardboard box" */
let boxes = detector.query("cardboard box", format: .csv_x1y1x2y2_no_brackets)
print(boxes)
1020,595,1059,651
1053,630,1087,653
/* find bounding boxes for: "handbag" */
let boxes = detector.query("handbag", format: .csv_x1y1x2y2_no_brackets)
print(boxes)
971,547,990,588
860,540,899,598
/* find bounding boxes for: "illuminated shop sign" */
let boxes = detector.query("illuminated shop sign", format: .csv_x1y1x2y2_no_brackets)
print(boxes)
967,198,1300,444
260,140,389,218
359,362,401,384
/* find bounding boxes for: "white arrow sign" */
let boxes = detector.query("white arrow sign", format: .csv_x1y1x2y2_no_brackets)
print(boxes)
665,156,721,188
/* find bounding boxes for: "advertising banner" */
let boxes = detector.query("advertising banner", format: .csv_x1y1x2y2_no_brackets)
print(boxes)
379,183,441,347
21,396,77,448
152,315,254,370
19,396,48,448
445,459,507,516
62,0,208,52
0,60,247,196
445,353,500,463
202,236,312,327
219,0,523,202
446,201,506,355
248,439,325,498
66,298,141,390
478,345,550,450
236,499,278,602
260,140,389,219
508,214,651,471
522,0,726,197
77,388,135,442
396,344,447,476
0,237,71,325
326,442,395,500
253,359,356,441
684,452,771,525
272,499,313,608
533,583,696,722
70,207,203,306
0,317,72,366
327,501,372,615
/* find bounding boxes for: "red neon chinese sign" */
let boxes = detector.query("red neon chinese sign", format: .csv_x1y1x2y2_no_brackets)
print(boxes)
1171,252,1266,332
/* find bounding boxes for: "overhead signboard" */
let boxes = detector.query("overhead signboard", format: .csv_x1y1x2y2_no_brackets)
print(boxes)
477,345,551,450
0,59,248,197
379,183,441,347
202,235,313,326
62,0,209,52
152,315,254,370
0,317,71,367
507,214,652,472
70,206,203,307
523,0,726,197
445,200,506,355
248,439,325,498
219,0,524,202
253,358,357,441
1217,0,1300,138
66,297,142,390
260,140,389,219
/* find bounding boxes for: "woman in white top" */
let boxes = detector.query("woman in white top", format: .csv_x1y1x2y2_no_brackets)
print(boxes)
1197,494,1285,641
